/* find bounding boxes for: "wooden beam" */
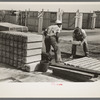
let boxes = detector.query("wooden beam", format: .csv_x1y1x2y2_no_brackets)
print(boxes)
50,66,94,82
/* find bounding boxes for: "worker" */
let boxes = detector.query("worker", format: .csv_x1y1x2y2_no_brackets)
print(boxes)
70,27,89,58
43,20,62,63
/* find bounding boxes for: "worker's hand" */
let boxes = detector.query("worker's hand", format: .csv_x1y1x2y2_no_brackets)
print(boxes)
80,41,85,46
78,41,82,46
69,40,72,42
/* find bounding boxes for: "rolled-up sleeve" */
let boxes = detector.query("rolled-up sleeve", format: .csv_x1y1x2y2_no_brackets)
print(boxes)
81,29,87,39
56,28,61,33
72,32,76,40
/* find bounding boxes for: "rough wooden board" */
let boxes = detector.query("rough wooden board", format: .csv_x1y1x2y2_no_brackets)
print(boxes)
50,66,94,82
24,49,41,56
25,62,40,72
64,57,88,64
0,22,27,28
7,54,41,63
0,22,28,32
84,62,100,69
64,57,100,71
93,66,100,71
25,42,42,49
0,26,9,31
24,54,41,63
75,58,100,68
71,41,81,45
90,64,100,70
66,58,92,66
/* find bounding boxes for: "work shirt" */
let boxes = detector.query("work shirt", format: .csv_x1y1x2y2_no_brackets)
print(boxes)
47,25,61,36
73,29,87,41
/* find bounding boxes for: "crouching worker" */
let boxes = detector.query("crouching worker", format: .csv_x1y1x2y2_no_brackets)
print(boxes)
44,20,62,63
70,27,89,58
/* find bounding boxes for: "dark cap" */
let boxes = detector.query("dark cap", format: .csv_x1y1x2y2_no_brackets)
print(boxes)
74,27,81,34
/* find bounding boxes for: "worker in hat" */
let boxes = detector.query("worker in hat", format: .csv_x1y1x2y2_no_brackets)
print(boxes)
70,27,89,58
43,20,62,63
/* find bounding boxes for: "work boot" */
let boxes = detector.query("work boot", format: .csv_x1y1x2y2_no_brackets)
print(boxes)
56,61,64,65
85,52,89,57
70,55,74,59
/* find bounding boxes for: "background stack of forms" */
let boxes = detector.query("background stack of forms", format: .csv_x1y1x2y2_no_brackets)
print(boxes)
0,22,28,32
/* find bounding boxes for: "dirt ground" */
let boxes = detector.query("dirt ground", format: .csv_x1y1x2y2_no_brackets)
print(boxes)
0,29,100,82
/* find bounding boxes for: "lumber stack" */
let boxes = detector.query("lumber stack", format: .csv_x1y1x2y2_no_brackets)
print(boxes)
0,31,42,72
0,22,28,32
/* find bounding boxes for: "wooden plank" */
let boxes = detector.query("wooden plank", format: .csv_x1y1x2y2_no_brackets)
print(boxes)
90,64,100,70
24,49,41,56
64,57,88,65
92,65,100,70
75,58,100,68
0,22,28,32
50,66,94,77
65,57,99,68
69,58,93,66
51,62,100,75
24,54,41,63
25,61,40,72
50,66,94,82
83,62,100,69
0,26,9,31
25,42,42,49
65,58,91,66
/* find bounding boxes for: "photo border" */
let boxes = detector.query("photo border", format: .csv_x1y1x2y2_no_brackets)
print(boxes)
0,0,100,99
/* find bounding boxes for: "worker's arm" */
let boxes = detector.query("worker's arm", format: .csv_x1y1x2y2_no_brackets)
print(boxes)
56,32,59,43
72,32,81,45
56,28,61,43
80,29,87,45
43,29,48,36
72,32,77,41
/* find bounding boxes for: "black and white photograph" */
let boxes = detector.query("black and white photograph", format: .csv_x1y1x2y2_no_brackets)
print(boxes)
0,2,100,83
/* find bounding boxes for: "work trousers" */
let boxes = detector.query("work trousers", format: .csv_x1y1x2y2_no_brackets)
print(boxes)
71,40,89,57
45,35,62,63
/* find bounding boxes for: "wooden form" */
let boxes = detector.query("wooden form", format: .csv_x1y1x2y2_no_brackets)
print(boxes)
64,57,100,72
0,31,42,72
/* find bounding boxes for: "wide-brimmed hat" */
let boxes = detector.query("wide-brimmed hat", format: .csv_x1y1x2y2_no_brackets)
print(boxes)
56,20,62,24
